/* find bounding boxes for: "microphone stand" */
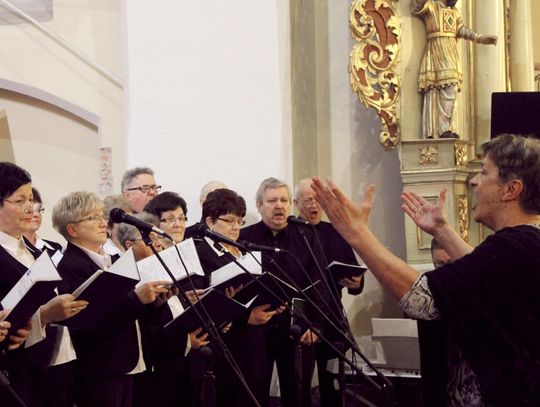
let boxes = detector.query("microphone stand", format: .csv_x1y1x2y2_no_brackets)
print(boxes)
138,231,261,407
0,369,28,407
243,246,395,407
223,244,392,406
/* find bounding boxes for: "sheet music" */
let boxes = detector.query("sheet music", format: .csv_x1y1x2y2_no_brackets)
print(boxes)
1,252,60,311
209,251,262,288
109,248,139,279
136,238,204,283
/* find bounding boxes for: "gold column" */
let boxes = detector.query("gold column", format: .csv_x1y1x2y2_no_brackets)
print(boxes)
509,0,535,91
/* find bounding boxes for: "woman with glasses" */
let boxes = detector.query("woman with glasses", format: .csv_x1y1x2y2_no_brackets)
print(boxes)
52,191,169,407
195,188,284,407
22,187,63,258
0,162,88,407
144,191,188,248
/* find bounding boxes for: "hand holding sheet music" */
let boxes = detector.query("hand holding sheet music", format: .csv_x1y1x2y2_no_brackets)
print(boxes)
0,252,61,332
61,249,142,329
326,260,367,281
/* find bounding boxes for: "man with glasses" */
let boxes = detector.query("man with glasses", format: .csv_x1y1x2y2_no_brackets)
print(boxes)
293,178,363,407
121,167,161,213
240,177,330,407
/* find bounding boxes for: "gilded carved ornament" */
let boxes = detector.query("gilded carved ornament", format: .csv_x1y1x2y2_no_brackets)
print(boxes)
419,145,438,165
457,194,469,242
454,143,467,166
349,0,401,150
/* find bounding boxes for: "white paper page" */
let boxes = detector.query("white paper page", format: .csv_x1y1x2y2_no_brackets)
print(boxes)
1,252,60,310
175,238,205,277
136,255,169,284
108,248,139,280
209,252,262,288
167,296,185,319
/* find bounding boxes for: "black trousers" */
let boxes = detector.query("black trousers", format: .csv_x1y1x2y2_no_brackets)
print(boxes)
5,360,73,407
266,326,315,407
75,372,133,407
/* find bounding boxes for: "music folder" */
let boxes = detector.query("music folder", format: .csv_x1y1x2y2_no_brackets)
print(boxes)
136,238,205,290
209,251,262,292
326,261,367,281
60,248,140,329
232,272,302,309
0,252,60,333
164,288,256,333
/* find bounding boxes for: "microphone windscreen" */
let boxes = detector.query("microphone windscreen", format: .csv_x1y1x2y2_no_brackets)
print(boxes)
194,223,209,237
109,208,126,223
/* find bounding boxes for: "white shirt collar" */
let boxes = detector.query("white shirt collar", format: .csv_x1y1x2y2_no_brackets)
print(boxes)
73,243,112,270
0,231,36,268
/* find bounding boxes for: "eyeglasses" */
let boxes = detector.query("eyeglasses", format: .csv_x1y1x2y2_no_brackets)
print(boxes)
77,214,107,223
160,215,188,224
126,185,162,194
3,198,34,212
301,197,316,206
32,204,45,214
217,217,246,227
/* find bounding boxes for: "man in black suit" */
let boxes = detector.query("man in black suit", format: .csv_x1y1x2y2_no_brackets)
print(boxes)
293,178,364,407
240,177,330,407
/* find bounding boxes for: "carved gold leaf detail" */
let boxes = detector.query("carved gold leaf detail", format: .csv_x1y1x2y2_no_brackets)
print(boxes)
454,143,467,166
419,145,438,165
349,0,401,150
457,194,469,242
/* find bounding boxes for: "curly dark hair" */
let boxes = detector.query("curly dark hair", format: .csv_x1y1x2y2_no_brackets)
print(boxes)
202,188,246,222
143,191,187,219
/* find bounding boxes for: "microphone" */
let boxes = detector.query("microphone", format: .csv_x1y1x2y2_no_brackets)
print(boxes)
194,224,248,251
287,215,311,226
237,240,283,253
109,208,172,240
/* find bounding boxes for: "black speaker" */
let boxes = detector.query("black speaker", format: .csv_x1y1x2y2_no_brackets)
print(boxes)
490,92,540,138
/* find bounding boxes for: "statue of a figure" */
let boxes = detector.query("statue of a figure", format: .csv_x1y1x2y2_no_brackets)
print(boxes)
413,0,497,139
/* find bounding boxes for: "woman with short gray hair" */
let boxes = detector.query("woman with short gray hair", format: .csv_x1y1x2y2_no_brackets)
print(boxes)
53,191,170,407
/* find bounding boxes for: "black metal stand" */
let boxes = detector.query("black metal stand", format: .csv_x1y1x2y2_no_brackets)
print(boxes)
0,369,28,407
200,346,216,407
290,324,303,407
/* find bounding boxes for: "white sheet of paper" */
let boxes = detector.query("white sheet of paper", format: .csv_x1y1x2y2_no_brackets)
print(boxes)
136,238,204,284
209,251,262,288
1,252,60,311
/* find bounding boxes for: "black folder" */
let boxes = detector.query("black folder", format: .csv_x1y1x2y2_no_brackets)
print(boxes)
0,252,60,334
164,288,254,332
326,261,367,281
233,272,300,309
60,249,140,329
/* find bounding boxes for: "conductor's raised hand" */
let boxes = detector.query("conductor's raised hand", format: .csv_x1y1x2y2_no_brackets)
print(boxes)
312,177,376,241
401,188,448,235
135,281,170,305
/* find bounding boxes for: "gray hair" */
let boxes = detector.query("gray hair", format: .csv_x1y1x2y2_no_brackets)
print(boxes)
255,177,290,204
103,194,132,227
115,212,160,249
293,178,312,201
199,180,227,204
482,134,540,213
52,192,104,241
121,167,154,192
